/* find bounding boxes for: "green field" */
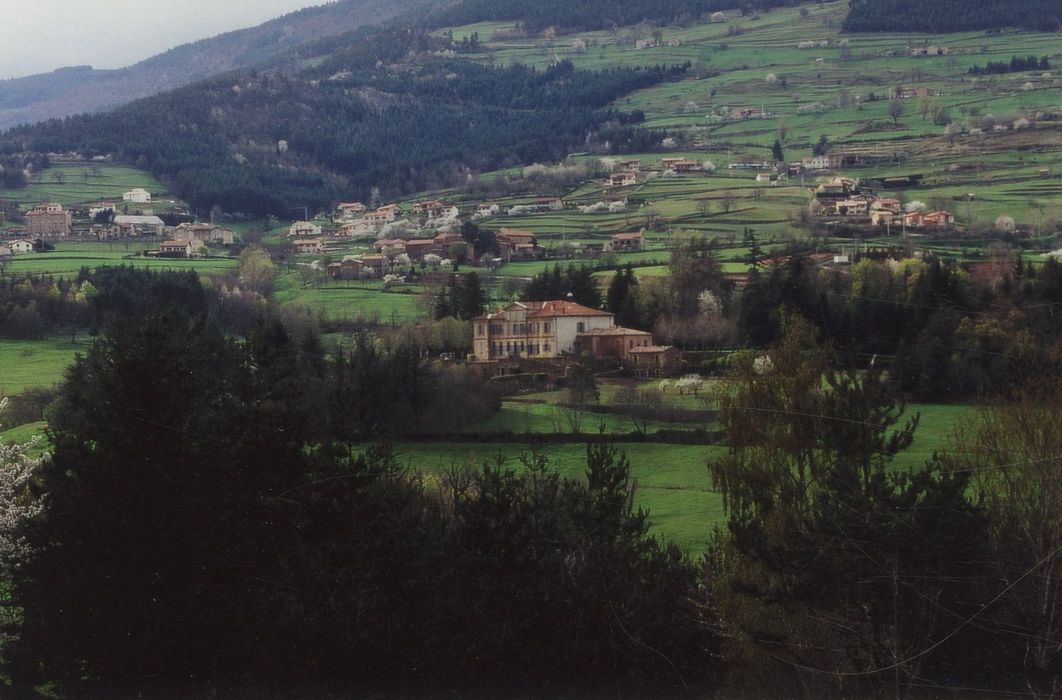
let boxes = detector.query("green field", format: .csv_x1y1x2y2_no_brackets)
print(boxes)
0,163,175,210
0,337,89,396
391,441,726,553
274,272,425,322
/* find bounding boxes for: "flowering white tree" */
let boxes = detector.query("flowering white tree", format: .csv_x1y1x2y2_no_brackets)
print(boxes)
675,374,705,396
0,398,44,569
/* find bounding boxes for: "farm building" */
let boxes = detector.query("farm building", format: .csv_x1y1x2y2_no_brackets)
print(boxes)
629,346,681,376
26,203,72,239
8,239,34,255
291,238,324,255
923,211,955,228
289,221,322,237
574,326,654,361
157,240,206,258
114,214,165,237
496,228,537,261
123,188,151,204
609,231,645,251
334,202,366,221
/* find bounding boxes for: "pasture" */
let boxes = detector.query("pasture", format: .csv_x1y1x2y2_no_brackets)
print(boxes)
0,336,89,396
0,163,175,210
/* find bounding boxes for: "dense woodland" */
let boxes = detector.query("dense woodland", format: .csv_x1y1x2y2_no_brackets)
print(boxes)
431,0,805,32
844,0,1062,32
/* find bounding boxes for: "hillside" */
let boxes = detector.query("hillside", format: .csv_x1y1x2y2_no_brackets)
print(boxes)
0,24,684,216
0,0,441,130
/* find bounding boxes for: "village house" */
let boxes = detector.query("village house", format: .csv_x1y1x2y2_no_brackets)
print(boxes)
836,198,870,217
338,221,374,239
815,177,860,200
327,255,366,280
573,326,654,361
433,232,473,260
616,158,642,171
660,158,701,173
157,239,205,258
8,239,34,255
628,345,681,376
291,238,324,255
895,86,937,100
288,221,322,238
173,222,237,245
903,210,925,228
26,203,72,239
88,201,117,218
609,171,637,188
356,253,388,277
909,45,949,57
334,202,366,222
609,231,645,252
475,203,498,219
828,152,866,169
373,238,407,256
871,209,897,226
114,214,165,237
123,188,151,204
496,228,537,261
412,199,458,220
802,155,832,171
403,238,436,260
923,211,955,228
871,198,903,214
363,204,402,225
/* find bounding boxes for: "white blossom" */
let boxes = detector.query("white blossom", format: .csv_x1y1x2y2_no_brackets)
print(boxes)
0,398,45,568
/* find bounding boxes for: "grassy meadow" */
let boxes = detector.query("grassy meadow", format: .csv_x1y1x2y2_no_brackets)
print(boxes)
0,163,175,211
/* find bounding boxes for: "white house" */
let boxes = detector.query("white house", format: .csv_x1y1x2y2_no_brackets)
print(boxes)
292,238,324,254
9,239,34,255
289,221,322,237
123,188,151,204
802,155,831,170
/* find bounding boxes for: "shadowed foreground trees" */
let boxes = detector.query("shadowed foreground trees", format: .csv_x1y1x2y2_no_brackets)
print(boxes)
2,308,722,697
707,317,993,698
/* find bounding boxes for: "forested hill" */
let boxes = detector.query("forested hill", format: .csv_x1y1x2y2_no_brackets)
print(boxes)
0,0,439,131
0,25,684,216
431,0,805,32
843,0,1062,32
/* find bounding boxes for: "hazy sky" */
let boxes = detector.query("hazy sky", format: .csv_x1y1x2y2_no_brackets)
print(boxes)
1,0,328,80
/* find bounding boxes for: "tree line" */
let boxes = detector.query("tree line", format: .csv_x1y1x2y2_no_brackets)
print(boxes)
968,54,1051,75
430,0,805,33
844,0,1062,32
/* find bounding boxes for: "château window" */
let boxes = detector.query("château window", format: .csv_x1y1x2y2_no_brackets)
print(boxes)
576,322,585,333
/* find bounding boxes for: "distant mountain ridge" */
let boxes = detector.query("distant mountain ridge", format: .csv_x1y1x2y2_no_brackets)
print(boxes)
0,0,440,130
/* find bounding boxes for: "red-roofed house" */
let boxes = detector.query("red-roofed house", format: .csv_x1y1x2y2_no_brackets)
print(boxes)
609,231,645,251
473,300,646,360
496,228,537,261
923,211,955,228
574,326,653,360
